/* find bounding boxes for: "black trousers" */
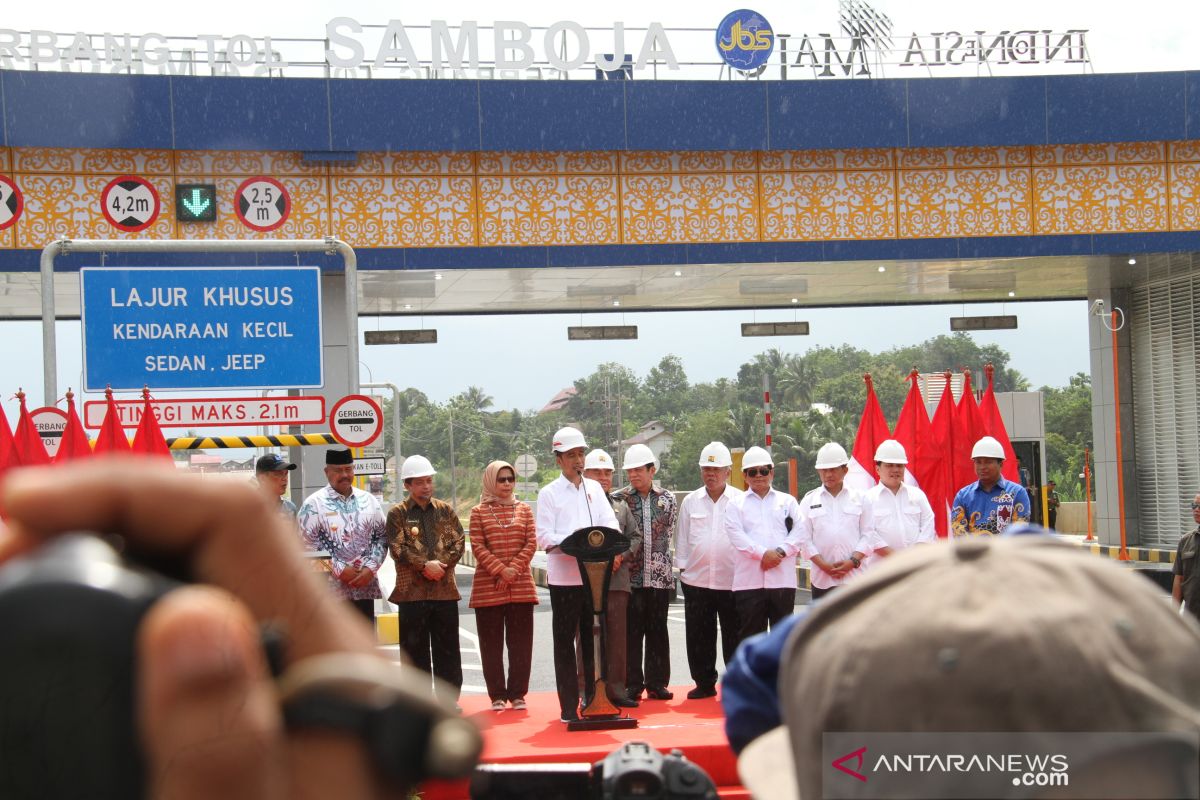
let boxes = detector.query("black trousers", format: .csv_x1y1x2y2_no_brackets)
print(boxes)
734,588,796,640
810,584,838,601
550,585,594,716
627,586,672,694
397,600,463,701
350,598,376,622
680,583,739,690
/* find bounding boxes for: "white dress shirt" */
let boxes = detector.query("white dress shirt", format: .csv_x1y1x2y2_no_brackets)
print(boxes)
724,487,804,591
676,483,743,590
865,481,936,552
535,473,618,586
797,484,878,590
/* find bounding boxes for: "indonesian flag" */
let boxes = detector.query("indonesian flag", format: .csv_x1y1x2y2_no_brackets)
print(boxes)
893,370,935,490
846,373,891,492
131,387,172,460
55,390,94,462
928,372,956,538
0,400,19,499
93,387,132,455
13,390,50,466
953,370,987,493
978,364,1020,483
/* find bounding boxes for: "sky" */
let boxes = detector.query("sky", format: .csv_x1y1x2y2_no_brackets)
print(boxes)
2,0,1190,423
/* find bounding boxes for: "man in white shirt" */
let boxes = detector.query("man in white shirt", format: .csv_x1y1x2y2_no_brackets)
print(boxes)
797,442,878,601
864,439,936,557
676,441,743,700
725,446,803,640
535,426,619,723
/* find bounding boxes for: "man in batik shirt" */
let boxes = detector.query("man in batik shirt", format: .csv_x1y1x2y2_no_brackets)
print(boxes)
612,444,679,701
299,448,387,621
951,436,1031,536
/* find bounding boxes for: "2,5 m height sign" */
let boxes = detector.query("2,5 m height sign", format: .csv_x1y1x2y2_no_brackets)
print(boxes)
81,267,323,391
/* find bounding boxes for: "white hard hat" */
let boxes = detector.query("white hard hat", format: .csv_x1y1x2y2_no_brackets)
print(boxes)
622,443,656,470
971,436,1005,460
552,426,587,453
814,442,850,469
698,441,733,468
742,446,773,470
873,439,908,465
584,449,614,470
400,454,436,480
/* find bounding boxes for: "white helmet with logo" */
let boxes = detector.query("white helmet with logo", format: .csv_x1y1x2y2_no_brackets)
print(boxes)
742,446,773,470
814,442,850,469
584,449,614,470
400,454,436,480
552,426,587,453
622,443,657,470
698,441,733,468
873,439,908,465
971,436,1005,460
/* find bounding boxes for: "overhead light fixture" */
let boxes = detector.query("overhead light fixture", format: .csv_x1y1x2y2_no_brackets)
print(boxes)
739,278,808,296
566,282,637,297
434,273,443,280
568,325,638,340
365,329,438,345
790,298,798,304
1007,291,1016,297
1128,258,1137,265
403,304,412,310
674,270,683,277
950,315,1018,331
742,322,810,337
612,299,621,307
877,266,886,273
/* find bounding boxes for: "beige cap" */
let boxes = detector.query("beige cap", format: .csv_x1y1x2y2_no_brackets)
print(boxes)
739,536,1200,800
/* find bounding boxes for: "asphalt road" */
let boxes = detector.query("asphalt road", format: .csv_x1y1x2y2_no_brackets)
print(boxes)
377,566,811,698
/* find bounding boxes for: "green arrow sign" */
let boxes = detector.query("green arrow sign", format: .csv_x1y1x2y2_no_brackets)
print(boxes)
174,184,217,222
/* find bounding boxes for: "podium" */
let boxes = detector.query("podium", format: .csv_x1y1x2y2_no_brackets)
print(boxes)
558,525,639,731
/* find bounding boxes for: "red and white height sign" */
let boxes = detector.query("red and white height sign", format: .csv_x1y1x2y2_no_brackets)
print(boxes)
84,396,326,429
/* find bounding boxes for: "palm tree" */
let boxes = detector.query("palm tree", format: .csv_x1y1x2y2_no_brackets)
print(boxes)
459,386,494,414
775,353,813,412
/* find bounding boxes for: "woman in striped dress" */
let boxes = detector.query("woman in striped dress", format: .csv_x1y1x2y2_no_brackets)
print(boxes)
468,460,539,710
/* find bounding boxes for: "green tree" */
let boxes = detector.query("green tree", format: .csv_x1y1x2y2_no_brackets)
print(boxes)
659,409,735,487
634,354,691,423
1040,373,1093,501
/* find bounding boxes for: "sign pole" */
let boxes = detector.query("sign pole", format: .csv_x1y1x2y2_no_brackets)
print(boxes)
39,237,358,407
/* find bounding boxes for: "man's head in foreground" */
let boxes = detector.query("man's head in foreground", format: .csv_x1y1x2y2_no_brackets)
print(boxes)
739,536,1200,799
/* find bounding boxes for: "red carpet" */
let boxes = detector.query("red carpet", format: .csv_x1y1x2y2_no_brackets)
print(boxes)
420,686,748,799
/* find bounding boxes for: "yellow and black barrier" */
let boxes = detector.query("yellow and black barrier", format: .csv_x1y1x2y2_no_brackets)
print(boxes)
165,432,339,450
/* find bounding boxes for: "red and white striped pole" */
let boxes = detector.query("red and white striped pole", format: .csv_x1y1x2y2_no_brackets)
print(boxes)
762,374,772,447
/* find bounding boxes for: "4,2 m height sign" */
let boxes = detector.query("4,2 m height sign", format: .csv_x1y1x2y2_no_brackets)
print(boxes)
101,175,160,232
235,176,290,232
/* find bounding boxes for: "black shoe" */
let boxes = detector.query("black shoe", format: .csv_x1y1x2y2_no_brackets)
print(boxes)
560,711,579,722
686,685,717,700
645,687,674,700
610,695,640,708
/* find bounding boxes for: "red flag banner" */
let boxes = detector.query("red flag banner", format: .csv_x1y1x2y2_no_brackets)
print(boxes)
979,364,1020,483
894,370,936,490
953,370,986,494
56,389,93,463
928,372,956,539
13,390,50,466
0,399,18,489
131,387,172,460
846,373,891,492
93,387,132,455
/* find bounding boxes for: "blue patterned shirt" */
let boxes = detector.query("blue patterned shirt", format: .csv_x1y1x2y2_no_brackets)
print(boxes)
951,478,1031,536
298,485,387,599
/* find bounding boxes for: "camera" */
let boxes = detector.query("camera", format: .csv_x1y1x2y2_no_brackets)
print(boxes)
469,741,719,799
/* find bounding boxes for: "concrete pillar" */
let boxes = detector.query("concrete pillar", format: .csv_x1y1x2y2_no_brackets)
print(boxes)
1087,286,1138,546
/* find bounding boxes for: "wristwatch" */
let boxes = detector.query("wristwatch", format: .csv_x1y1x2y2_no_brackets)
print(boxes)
849,554,862,568
775,547,787,558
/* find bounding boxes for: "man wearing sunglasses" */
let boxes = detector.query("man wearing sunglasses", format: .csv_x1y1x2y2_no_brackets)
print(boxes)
1171,491,1200,621
725,446,803,641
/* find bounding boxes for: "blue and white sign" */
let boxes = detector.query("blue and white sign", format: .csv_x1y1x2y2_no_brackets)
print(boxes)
715,9,774,71
81,267,323,391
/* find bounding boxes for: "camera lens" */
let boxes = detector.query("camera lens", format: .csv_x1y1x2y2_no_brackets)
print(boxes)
614,769,664,798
